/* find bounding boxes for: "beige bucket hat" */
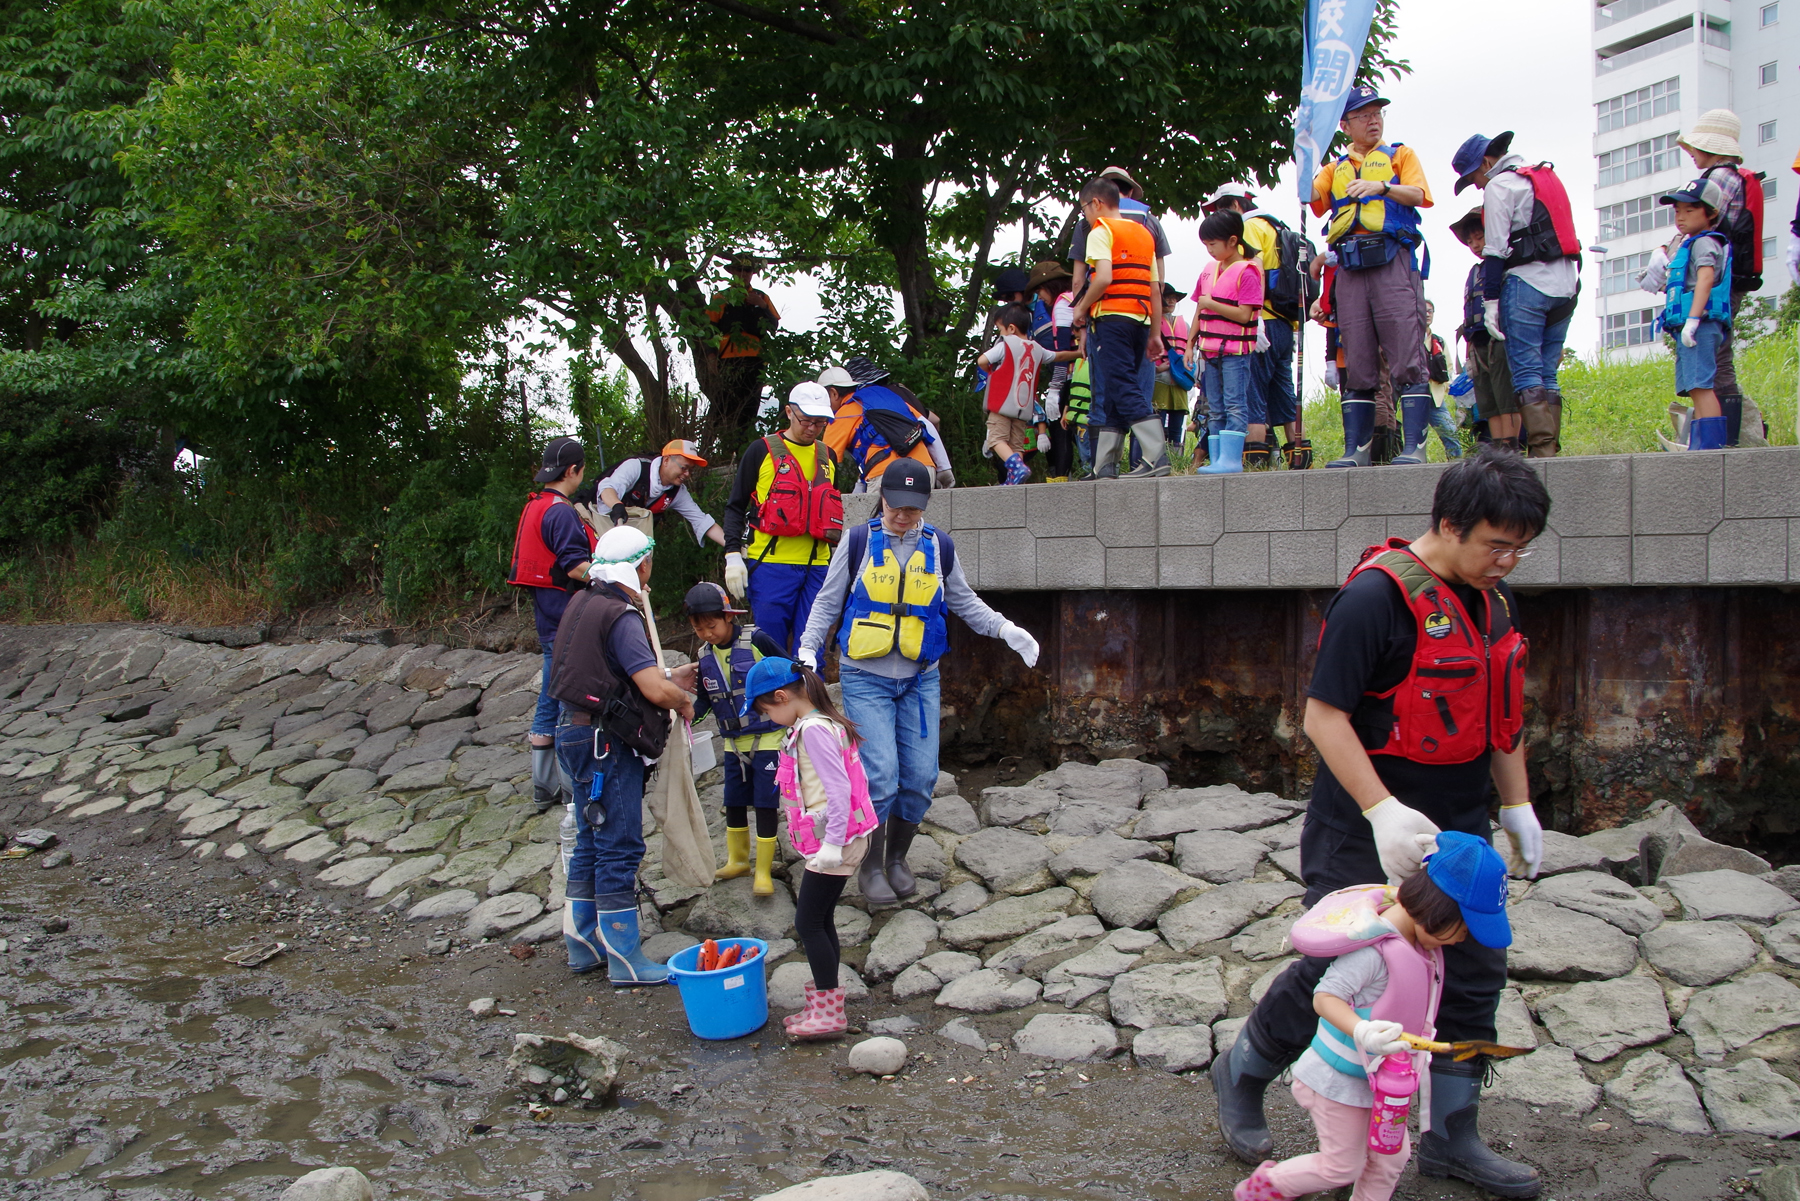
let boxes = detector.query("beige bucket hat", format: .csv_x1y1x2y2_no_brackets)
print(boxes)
1679,109,1742,158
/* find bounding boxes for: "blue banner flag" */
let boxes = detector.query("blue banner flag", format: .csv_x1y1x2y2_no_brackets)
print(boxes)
1294,0,1381,200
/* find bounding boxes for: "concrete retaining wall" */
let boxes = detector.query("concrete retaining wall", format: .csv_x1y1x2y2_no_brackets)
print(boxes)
845,447,1800,590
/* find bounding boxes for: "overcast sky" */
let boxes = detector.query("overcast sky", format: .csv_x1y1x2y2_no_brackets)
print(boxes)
757,0,1600,384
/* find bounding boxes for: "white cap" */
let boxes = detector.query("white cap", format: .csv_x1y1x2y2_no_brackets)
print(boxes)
787,381,834,418
592,525,653,590
817,366,856,389
1203,182,1256,209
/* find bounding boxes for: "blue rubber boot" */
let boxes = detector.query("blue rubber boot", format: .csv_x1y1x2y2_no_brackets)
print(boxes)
562,897,604,975
595,891,669,986
1326,397,1376,468
1207,433,1220,467
1198,430,1246,474
1391,387,1434,464
1687,415,1727,450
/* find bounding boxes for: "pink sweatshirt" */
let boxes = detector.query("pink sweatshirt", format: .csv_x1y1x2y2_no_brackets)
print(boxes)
795,717,856,846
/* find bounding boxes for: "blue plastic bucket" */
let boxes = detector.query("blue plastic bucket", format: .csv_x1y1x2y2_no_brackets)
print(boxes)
665,938,770,1040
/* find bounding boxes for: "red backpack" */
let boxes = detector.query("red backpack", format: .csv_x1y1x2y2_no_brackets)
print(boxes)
752,437,843,548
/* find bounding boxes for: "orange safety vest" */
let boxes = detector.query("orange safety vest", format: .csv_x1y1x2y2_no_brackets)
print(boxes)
1092,217,1156,319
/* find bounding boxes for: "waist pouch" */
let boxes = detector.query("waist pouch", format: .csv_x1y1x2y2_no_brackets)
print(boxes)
1338,234,1396,272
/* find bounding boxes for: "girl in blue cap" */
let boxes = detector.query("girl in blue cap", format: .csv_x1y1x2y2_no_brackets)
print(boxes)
1235,830,1512,1201
741,657,880,1040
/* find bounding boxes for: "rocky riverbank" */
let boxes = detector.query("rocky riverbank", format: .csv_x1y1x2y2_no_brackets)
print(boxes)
3,623,1799,1199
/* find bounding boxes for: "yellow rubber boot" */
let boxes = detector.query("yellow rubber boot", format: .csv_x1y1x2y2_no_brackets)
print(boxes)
716,826,752,880
753,837,779,896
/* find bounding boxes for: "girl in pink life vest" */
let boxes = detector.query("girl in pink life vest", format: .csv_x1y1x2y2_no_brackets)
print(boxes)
1235,831,1513,1201
741,656,879,1041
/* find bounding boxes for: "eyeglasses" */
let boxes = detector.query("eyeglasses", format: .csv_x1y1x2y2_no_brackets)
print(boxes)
1488,546,1534,561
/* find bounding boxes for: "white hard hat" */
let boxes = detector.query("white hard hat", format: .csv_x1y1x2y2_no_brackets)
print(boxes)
592,525,653,589
787,381,834,418
1203,182,1256,209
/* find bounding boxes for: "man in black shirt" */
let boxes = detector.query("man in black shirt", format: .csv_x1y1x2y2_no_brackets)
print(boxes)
1214,447,1550,1200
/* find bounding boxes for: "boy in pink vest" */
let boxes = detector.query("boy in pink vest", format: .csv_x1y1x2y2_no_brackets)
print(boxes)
1235,831,1512,1201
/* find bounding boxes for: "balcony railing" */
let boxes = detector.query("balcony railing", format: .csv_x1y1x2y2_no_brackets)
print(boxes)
1597,25,1693,73
1596,0,1677,29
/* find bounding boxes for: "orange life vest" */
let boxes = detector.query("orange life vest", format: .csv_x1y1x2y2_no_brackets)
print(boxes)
1092,216,1156,319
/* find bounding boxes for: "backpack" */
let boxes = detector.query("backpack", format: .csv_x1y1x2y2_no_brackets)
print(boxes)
1253,212,1321,324
1701,165,1765,292
752,436,843,547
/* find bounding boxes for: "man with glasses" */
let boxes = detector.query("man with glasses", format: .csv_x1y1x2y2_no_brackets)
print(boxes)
596,439,726,548
1213,447,1550,1201
721,383,844,653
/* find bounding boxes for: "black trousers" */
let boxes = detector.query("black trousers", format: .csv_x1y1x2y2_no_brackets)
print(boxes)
794,870,848,991
1244,814,1507,1065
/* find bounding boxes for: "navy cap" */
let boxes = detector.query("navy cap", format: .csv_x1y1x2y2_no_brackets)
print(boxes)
738,656,803,717
1452,131,1514,195
534,436,584,484
880,457,932,510
993,267,1031,298
1340,85,1389,119
1660,177,1725,212
682,581,746,618
1425,830,1513,948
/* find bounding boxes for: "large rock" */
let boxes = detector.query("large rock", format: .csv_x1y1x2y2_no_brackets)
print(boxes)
463,892,545,939
1662,870,1800,924
769,962,867,1009
1034,758,1165,807
1532,977,1670,1061
863,910,939,981
1604,1050,1711,1134
892,951,981,1001
1174,829,1269,884
1677,973,1800,1061
934,968,1040,1012
1089,860,1208,929
1521,829,1608,877
1505,900,1638,981
1494,986,1538,1050
1230,914,1295,962
1048,801,1141,838
407,889,480,921
847,1037,908,1076
280,1167,374,1201
1643,826,1772,884
1529,871,1665,935
1132,793,1299,839
1639,921,1759,987
1158,881,1304,952
932,881,990,918
938,888,1074,949
1699,1057,1800,1136
305,767,378,806
984,915,1105,974
1049,832,1163,881
1483,1043,1599,1114
384,816,464,853
506,1031,626,1107
1108,958,1227,1029
1766,912,1800,968
976,786,1061,829
752,1171,929,1201
685,877,798,942
1132,1025,1214,1073
1041,929,1161,1006
922,793,979,835
1011,1013,1120,1061
316,856,394,889
364,854,445,898
259,818,325,852
384,759,454,791
953,826,1053,896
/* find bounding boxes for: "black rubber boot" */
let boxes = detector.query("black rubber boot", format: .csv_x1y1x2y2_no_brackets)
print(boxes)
532,745,568,815
857,823,898,906
884,819,920,899
1211,1029,1284,1164
1721,394,1744,447
1418,1058,1543,1198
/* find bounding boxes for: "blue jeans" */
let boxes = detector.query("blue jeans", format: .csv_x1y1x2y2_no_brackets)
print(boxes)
1249,319,1299,427
837,665,939,824
1674,320,1724,394
1429,399,1464,457
1201,354,1251,436
532,636,558,738
1090,316,1153,428
1499,275,1573,394
556,710,649,899
747,561,829,655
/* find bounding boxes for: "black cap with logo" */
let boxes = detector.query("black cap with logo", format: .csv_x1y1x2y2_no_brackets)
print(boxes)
880,457,933,510
682,581,747,617
534,436,585,484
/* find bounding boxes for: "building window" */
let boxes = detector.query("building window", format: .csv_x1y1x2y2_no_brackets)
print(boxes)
1595,78,1680,133
1763,2,1780,26
1767,176,1779,202
1597,193,1676,240
1597,133,1683,187
1605,308,1658,349
1602,252,1653,296
1765,237,1778,265
1763,62,1780,86
1761,121,1779,144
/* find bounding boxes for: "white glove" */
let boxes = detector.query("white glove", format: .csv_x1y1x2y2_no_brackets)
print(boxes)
796,646,819,671
1363,796,1442,884
997,620,1039,668
936,468,956,490
1482,299,1505,342
1323,361,1339,390
1353,1018,1410,1057
813,842,843,871
1255,323,1270,354
1680,318,1699,348
1787,239,1800,288
723,552,748,601
1499,800,1544,879
1637,244,1670,293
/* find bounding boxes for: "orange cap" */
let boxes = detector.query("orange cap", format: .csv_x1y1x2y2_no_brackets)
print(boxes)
661,439,707,467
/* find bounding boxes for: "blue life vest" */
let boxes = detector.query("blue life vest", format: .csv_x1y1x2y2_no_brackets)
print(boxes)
1311,1006,1375,1078
696,624,778,741
1659,231,1733,333
836,518,952,665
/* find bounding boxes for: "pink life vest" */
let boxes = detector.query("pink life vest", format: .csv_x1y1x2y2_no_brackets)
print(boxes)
776,715,880,856
1289,884,1445,1080
1192,258,1261,356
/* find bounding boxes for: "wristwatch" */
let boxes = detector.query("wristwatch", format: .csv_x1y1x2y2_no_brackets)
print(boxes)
1380,180,1392,195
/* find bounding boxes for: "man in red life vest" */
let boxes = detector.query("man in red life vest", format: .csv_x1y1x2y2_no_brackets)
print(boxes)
507,436,598,812
1213,447,1549,1199
1452,133,1582,458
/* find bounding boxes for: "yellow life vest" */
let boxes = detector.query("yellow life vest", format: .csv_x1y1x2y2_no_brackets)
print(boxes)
843,541,945,662
1326,144,1416,244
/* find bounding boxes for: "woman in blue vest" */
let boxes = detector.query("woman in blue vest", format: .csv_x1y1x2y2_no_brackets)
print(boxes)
796,459,1041,905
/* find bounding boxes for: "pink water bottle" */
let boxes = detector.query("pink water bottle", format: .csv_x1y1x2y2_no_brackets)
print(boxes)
1367,1052,1417,1155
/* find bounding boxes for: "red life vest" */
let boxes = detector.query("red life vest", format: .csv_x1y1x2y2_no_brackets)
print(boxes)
751,436,844,549
1499,164,1582,270
507,491,597,589
1334,538,1528,764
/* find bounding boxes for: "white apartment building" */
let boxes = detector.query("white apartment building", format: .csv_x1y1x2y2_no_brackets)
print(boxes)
1592,0,1797,355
